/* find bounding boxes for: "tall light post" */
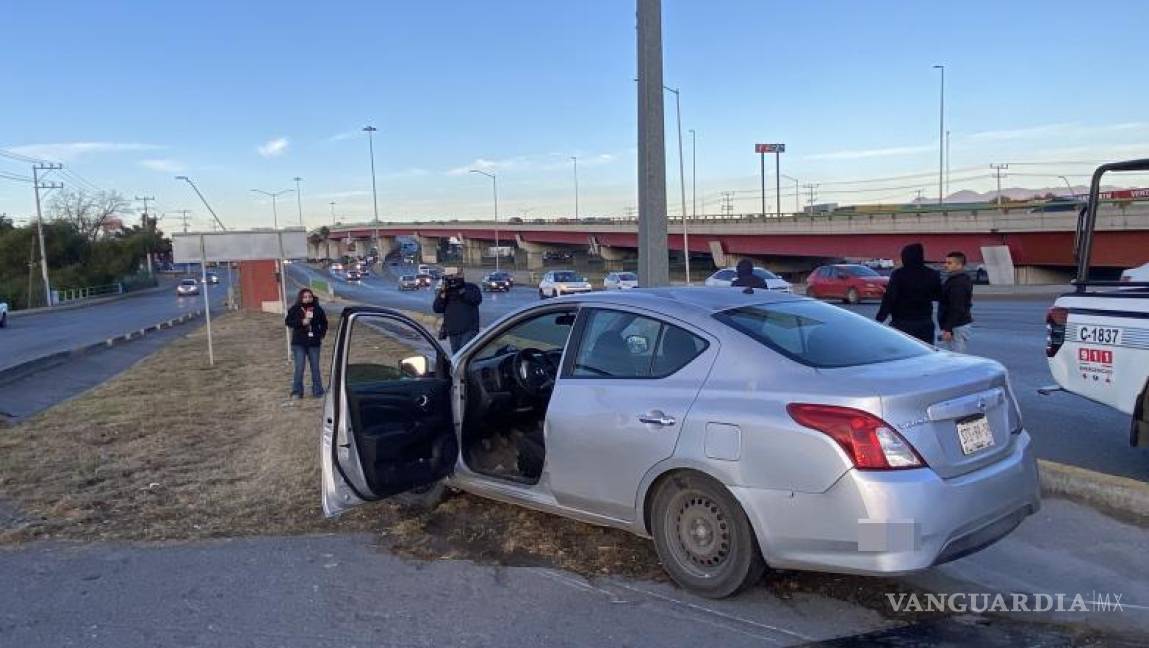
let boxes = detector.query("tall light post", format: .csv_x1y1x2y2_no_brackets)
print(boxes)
250,188,293,230
1058,175,1075,196
293,176,304,227
933,64,945,205
781,174,800,214
363,125,380,262
329,201,337,225
664,85,690,284
176,175,232,306
252,187,294,357
571,156,580,221
689,129,697,222
469,169,499,272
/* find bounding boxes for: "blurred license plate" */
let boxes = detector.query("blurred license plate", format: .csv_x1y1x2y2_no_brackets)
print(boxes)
957,415,993,455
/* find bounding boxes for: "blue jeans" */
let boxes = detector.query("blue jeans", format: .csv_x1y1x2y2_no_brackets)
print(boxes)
292,345,324,396
449,327,479,354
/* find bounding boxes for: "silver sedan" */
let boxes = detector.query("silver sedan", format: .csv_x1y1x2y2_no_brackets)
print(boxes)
320,288,1039,598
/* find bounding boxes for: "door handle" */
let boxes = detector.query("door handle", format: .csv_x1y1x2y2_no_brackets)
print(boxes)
639,413,676,427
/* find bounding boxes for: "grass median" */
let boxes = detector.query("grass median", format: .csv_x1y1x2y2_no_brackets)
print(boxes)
0,310,660,579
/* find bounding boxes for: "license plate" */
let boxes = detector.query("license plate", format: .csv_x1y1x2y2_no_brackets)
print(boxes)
1077,325,1121,346
957,415,994,455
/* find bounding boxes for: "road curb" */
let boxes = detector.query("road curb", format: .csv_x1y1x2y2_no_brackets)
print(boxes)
0,311,204,387
1039,459,1149,526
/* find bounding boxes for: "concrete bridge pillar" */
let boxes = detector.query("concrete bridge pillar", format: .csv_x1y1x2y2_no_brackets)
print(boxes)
415,235,440,264
515,235,563,270
460,238,486,266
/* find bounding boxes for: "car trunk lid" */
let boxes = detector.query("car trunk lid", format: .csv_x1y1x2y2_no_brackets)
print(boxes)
818,352,1020,479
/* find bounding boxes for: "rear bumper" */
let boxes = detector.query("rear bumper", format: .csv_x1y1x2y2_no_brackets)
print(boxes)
732,430,1040,575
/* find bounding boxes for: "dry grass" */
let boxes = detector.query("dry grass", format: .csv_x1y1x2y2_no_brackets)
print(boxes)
0,310,659,578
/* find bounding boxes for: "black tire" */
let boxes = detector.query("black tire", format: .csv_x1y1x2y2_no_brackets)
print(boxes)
845,287,860,304
394,481,449,513
650,473,765,599
538,289,546,300
0,313,6,328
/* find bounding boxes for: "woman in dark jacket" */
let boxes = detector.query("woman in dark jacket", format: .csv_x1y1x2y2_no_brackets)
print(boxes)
284,288,328,398
876,243,942,344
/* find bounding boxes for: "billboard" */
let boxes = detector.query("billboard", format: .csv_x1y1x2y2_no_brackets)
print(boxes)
172,229,308,263
755,143,785,154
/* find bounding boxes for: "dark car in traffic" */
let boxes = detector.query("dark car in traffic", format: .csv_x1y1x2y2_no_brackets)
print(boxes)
483,271,514,292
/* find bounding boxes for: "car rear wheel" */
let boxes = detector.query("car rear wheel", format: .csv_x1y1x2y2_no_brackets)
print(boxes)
844,287,860,304
650,472,765,599
0,313,6,328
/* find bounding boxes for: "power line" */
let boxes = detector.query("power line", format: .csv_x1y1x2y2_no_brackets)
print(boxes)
0,172,34,183
0,148,48,164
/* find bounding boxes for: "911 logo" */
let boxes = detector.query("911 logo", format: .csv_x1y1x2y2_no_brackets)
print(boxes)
1078,348,1113,364
1077,347,1114,385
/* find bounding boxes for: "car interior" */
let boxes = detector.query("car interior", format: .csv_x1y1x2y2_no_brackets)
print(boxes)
459,308,577,483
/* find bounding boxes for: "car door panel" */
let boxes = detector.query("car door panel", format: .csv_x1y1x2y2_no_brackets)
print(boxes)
544,308,718,521
322,307,456,516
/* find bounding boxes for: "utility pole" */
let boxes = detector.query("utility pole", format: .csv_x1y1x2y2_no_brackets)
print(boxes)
293,176,304,227
933,65,945,205
135,195,156,277
33,163,62,306
165,210,192,233
991,163,1009,210
624,206,637,220
363,126,380,263
330,201,337,225
571,156,579,221
664,86,690,284
175,176,227,231
636,0,669,287
945,130,951,199
689,129,697,225
803,183,819,216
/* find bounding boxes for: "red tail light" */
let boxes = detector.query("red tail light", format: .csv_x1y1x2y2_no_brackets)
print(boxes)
1045,307,1068,357
786,404,925,470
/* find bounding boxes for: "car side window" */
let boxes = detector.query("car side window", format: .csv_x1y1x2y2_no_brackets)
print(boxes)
569,309,707,379
472,310,576,361
716,269,736,281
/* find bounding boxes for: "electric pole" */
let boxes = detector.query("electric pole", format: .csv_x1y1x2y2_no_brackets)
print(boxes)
293,176,304,227
33,163,63,307
165,210,192,233
991,163,1009,210
636,0,669,286
803,184,819,216
330,201,337,225
135,195,156,277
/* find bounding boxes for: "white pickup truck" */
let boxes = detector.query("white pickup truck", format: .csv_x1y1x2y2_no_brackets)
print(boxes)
0,299,7,328
1041,159,1149,448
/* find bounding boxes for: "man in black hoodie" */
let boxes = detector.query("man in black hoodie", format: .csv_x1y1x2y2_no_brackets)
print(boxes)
731,258,767,289
938,251,974,352
284,288,329,398
433,271,483,352
875,243,941,344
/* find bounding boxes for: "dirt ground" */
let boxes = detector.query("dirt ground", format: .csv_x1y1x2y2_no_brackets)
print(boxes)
0,311,953,613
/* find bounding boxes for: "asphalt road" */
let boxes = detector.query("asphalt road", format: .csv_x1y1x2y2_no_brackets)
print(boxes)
0,274,232,374
293,262,1149,482
1,498,1144,646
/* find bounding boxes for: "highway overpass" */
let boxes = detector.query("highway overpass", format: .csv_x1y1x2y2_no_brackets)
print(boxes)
310,202,1149,282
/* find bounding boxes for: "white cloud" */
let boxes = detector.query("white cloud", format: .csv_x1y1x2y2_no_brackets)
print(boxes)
805,144,935,161
967,123,1075,142
327,130,359,142
7,141,162,162
139,158,184,173
315,190,373,199
257,137,289,158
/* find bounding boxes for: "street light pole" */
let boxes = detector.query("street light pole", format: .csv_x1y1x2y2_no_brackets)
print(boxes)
689,129,697,223
469,170,499,272
252,187,294,359
175,176,227,231
571,156,579,221
363,125,380,264
329,201,337,225
293,176,304,227
664,85,690,284
933,64,945,205
251,188,293,230
781,174,800,214
1058,175,1075,196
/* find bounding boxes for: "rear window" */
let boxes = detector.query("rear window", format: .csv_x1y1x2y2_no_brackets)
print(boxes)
714,301,929,368
618,272,637,281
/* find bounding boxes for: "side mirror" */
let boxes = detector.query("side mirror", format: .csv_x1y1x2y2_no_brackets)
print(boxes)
399,355,432,378
626,335,650,355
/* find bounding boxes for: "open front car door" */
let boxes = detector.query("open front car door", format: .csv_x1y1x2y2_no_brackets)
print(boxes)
321,306,457,516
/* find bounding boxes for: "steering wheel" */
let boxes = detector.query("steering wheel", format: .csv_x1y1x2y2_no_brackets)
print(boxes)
512,348,557,398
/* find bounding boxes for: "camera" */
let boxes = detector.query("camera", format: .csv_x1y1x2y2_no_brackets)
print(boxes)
444,275,465,290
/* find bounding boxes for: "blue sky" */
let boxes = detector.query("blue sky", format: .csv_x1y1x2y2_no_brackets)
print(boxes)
2,0,1148,229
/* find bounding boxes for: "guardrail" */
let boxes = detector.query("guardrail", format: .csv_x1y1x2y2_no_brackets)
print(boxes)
52,283,123,305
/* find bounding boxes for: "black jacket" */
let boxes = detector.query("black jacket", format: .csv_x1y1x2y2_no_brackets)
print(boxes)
433,282,482,334
938,272,974,332
876,243,942,323
285,302,328,347
730,259,767,289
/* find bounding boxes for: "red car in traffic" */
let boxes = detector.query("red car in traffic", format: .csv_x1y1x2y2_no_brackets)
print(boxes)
806,264,889,303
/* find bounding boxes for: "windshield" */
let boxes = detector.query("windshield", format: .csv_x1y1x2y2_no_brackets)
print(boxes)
554,272,583,282
714,300,929,368
181,280,197,285
846,265,880,277
752,268,780,280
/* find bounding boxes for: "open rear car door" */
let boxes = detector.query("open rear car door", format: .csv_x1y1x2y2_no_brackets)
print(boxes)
321,306,457,516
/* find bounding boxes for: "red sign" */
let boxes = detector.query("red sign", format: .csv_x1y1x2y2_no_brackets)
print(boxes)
1078,348,1113,364
755,143,785,154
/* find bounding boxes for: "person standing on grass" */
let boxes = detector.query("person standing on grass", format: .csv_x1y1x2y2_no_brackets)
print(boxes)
285,288,328,398
938,251,974,353
433,270,482,353
876,243,942,344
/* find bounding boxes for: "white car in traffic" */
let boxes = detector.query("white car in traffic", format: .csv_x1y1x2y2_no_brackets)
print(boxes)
1121,261,1149,283
603,271,639,290
704,267,792,293
538,270,593,299
0,299,8,328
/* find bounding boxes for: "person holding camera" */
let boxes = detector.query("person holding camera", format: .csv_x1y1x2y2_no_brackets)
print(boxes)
284,288,328,398
433,271,483,353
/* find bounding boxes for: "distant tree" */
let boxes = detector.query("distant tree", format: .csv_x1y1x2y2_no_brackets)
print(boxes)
47,189,129,242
